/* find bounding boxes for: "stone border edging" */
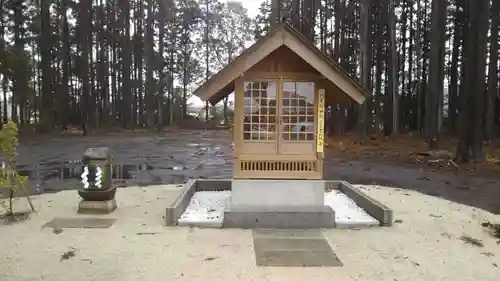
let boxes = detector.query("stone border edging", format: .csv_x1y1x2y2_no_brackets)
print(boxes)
324,180,342,191
165,179,232,226
165,180,197,226
338,181,393,226
165,179,393,227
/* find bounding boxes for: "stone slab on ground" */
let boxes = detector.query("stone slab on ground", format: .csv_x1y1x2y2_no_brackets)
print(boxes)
252,229,343,267
78,199,117,214
253,229,324,239
255,237,332,251
43,217,116,229
231,180,325,207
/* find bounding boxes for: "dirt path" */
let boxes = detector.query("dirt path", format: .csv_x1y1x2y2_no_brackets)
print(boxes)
16,130,500,214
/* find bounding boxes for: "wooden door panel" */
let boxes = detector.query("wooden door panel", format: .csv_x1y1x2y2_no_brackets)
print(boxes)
279,81,316,155
241,80,278,154
233,78,323,179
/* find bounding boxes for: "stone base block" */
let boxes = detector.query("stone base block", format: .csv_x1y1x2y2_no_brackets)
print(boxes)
231,180,325,208
78,199,117,214
223,205,335,229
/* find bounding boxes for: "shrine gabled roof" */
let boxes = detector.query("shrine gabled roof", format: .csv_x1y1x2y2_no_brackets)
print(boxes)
192,22,371,106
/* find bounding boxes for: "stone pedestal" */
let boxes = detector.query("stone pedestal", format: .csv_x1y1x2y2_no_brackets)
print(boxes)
225,180,334,229
78,199,117,214
231,180,325,207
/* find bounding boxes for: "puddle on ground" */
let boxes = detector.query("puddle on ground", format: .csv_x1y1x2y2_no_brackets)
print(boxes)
17,162,153,181
12,148,232,194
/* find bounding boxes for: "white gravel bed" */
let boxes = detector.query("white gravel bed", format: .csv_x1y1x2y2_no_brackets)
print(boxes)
177,191,231,228
179,189,380,227
324,189,380,227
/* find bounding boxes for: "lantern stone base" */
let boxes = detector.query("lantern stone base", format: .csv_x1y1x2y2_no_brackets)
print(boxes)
78,199,117,214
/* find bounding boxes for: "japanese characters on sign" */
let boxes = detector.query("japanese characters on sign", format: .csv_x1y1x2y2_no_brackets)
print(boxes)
316,89,325,153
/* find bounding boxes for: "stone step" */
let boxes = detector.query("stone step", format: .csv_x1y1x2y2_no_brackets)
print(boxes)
223,205,335,229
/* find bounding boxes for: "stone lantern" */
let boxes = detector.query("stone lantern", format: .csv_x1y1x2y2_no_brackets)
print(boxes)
77,147,117,214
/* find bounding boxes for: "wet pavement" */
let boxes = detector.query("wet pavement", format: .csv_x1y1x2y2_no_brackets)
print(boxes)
17,130,232,193
14,130,500,214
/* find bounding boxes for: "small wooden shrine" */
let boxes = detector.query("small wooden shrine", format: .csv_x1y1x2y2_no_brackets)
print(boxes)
193,22,370,180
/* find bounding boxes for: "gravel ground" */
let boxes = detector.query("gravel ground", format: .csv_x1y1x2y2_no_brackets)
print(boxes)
1,184,499,281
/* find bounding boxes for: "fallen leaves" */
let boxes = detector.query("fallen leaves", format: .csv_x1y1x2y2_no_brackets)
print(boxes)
136,232,162,235
60,248,77,262
481,221,500,239
459,235,484,247
52,228,63,234
1,211,32,225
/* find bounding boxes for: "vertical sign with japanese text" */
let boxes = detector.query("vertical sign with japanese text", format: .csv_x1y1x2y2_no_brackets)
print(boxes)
316,89,325,154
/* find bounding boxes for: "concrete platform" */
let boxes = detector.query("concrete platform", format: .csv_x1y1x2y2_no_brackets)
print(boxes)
166,179,393,229
78,199,117,214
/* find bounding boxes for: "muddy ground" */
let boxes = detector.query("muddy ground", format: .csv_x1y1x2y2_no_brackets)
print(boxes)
14,130,500,214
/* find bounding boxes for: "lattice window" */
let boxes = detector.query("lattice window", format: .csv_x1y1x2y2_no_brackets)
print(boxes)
243,81,277,141
281,82,315,141
239,160,317,172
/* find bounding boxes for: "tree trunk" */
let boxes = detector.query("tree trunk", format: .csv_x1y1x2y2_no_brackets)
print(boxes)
60,0,71,131
158,0,166,130
291,0,300,29
406,0,415,131
121,0,132,129
456,0,489,163
485,0,499,141
448,0,464,135
426,0,446,148
12,2,23,125
40,0,52,131
333,0,342,63
386,0,398,137
204,0,210,122
359,0,372,140
79,0,92,136
145,0,155,129
374,2,383,133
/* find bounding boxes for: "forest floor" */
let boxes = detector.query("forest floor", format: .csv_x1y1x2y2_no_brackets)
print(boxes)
326,133,500,177
12,128,500,214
